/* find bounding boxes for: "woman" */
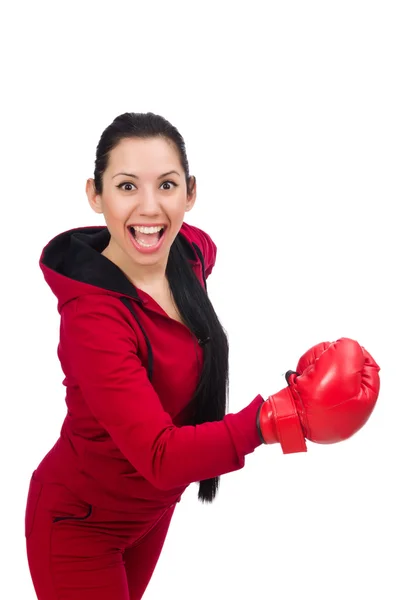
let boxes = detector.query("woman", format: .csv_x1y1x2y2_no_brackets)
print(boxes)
25,112,379,600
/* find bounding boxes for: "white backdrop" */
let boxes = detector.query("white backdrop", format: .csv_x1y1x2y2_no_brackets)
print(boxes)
1,1,396,598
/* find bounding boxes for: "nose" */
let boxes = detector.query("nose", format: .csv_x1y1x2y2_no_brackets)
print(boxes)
138,188,161,216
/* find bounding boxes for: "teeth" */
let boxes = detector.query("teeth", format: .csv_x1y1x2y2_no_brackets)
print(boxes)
132,225,164,234
135,238,158,248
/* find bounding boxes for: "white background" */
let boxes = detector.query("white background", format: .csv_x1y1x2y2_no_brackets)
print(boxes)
1,1,396,598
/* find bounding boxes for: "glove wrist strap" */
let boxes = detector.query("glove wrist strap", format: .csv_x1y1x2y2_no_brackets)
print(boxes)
267,387,307,454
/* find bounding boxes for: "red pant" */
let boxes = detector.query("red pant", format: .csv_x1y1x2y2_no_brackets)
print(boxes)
25,472,176,599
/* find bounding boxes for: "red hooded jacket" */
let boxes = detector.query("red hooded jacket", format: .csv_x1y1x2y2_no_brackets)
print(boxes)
34,223,264,513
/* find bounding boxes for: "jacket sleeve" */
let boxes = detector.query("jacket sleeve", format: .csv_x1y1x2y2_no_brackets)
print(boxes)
180,222,217,278
62,295,264,491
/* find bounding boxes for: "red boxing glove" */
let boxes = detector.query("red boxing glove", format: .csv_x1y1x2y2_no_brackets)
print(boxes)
257,338,380,453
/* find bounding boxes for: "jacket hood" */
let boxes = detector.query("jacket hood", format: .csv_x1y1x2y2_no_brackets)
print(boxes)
40,225,199,311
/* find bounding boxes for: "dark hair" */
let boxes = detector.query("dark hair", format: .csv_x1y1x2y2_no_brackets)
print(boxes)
94,112,229,503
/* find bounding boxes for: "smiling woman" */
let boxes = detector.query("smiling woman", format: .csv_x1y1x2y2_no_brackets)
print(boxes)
24,111,380,600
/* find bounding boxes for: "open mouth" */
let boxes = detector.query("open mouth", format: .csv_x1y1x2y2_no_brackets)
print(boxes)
128,225,166,249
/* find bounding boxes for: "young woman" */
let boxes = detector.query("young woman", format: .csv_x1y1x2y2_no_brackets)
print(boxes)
25,112,380,600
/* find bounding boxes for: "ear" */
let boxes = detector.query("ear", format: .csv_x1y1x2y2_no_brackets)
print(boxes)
185,175,197,213
86,178,103,214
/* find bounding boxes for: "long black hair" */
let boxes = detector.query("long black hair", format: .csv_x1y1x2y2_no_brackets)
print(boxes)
93,112,229,503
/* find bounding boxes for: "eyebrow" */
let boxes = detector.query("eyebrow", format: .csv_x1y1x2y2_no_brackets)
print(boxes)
112,170,181,180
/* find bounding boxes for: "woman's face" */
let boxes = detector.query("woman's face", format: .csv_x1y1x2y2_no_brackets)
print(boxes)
86,136,196,273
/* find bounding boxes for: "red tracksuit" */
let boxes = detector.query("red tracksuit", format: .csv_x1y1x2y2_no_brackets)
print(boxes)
25,222,264,599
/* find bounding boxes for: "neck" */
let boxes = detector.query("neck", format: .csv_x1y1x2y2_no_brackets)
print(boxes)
102,236,168,289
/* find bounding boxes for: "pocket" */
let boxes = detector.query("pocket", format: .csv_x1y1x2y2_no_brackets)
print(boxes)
51,485,93,524
52,504,93,523
25,472,43,540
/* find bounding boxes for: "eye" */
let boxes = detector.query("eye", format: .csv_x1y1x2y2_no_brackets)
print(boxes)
160,180,178,190
117,182,136,192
